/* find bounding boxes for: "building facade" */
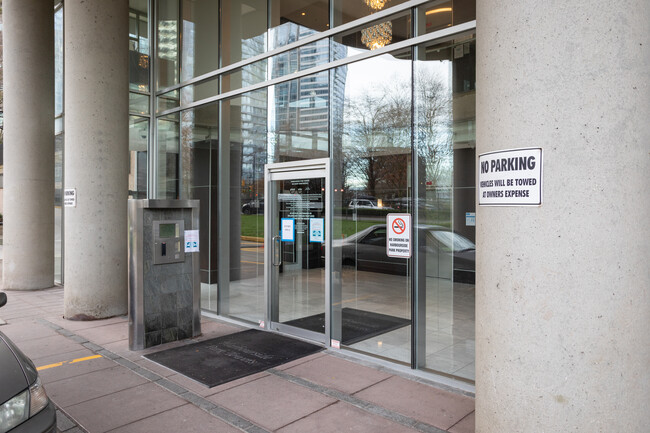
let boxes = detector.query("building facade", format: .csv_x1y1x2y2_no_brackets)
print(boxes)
2,0,648,431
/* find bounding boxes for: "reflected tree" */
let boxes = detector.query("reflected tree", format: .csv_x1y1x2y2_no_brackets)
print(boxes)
414,69,453,189
342,69,451,198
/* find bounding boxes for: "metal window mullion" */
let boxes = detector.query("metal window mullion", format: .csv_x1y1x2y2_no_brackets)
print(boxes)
149,0,158,198
156,20,477,118
155,0,436,96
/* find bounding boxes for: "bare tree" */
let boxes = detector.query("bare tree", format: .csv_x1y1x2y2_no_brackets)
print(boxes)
340,69,451,197
414,69,453,188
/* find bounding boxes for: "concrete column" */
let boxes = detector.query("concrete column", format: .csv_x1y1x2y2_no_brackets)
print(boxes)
63,0,129,319
2,0,54,290
476,1,649,432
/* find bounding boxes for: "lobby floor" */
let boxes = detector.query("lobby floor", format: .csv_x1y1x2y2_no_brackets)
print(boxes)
201,265,476,381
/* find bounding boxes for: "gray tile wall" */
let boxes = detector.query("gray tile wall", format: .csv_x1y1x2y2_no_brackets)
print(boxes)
142,208,196,348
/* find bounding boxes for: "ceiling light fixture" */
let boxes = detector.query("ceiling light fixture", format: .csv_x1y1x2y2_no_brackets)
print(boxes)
361,21,392,50
363,0,390,11
425,7,452,15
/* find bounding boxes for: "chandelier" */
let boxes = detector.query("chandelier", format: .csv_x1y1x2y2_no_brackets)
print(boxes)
361,21,392,50
363,0,390,10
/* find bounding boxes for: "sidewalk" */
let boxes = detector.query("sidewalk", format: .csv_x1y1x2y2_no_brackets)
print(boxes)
0,287,474,433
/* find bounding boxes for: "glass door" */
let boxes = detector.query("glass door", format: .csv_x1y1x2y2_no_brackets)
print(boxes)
265,159,330,344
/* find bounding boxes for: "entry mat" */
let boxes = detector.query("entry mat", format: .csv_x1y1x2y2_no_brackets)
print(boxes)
284,308,411,346
144,329,323,388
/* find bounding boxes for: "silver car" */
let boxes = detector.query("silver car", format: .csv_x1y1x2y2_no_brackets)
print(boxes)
337,224,475,282
0,292,57,433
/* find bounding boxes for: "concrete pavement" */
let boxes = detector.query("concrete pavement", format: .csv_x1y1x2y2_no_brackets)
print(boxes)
0,287,474,433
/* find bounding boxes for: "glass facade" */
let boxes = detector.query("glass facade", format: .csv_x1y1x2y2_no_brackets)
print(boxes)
129,0,150,200
54,5,64,284
144,0,476,382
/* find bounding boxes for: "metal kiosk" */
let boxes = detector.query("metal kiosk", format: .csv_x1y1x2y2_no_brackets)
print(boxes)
128,199,201,350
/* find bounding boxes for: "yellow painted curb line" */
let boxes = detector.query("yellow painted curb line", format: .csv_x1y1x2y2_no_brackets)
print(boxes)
37,354,103,371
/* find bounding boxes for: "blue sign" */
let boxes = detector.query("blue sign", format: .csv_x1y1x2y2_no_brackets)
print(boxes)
309,218,324,243
281,218,295,241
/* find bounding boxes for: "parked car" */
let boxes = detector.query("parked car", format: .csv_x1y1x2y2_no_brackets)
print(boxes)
242,199,264,215
0,292,57,433
335,224,475,283
348,198,378,209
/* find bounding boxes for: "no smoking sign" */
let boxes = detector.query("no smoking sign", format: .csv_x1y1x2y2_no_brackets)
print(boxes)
392,218,406,234
386,213,411,258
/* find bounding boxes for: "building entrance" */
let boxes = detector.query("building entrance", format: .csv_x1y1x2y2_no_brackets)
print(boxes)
265,159,330,345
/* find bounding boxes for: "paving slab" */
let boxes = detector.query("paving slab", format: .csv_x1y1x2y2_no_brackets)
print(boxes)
47,315,129,332
35,349,116,383
0,318,61,341
45,365,149,408
133,358,178,378
74,322,130,345
354,376,474,431
65,382,186,433
107,403,242,433
449,411,475,433
273,351,328,370
167,369,271,397
283,353,392,394
208,373,336,431
277,401,418,433
14,333,90,360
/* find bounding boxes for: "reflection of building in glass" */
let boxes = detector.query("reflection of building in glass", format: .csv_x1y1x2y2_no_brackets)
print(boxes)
240,34,269,203
270,26,349,162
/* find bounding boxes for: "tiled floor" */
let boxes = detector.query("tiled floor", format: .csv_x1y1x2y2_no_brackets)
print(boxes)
0,286,474,433
201,265,476,380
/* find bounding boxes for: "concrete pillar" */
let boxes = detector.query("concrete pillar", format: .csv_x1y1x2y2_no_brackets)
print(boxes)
476,1,649,432
2,0,54,290
63,0,129,319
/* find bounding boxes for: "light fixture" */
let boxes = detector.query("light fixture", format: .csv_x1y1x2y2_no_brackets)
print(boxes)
361,21,392,50
138,54,149,69
364,0,390,10
425,7,452,15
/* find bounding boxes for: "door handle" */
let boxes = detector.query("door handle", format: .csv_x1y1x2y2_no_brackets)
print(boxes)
272,235,282,266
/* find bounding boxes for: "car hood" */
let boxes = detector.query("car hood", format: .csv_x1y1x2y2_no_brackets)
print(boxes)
453,248,475,270
0,331,36,404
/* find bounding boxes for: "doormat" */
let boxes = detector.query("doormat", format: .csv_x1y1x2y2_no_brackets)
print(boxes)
144,329,323,388
283,308,411,345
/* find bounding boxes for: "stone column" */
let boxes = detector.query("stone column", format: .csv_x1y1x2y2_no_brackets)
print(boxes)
475,1,649,432
63,0,129,319
2,0,54,290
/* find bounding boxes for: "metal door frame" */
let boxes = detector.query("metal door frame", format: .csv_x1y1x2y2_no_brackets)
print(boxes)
264,158,330,345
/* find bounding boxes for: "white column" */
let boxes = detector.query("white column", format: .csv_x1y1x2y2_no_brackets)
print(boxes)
63,0,129,319
2,0,54,290
475,1,650,431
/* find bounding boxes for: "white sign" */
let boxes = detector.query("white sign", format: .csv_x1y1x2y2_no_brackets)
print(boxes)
64,188,77,207
309,218,324,243
184,230,199,252
386,213,411,258
478,147,543,206
466,212,476,226
281,218,295,241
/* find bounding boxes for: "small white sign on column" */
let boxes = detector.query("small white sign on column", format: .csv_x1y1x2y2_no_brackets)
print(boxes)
64,188,77,207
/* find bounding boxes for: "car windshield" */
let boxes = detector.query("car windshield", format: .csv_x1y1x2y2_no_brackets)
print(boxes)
427,229,475,252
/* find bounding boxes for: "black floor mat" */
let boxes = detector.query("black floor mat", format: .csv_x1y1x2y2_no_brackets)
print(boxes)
145,329,323,388
283,308,411,345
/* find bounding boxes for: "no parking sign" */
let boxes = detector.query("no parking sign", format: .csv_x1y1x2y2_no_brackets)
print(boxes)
386,213,411,258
